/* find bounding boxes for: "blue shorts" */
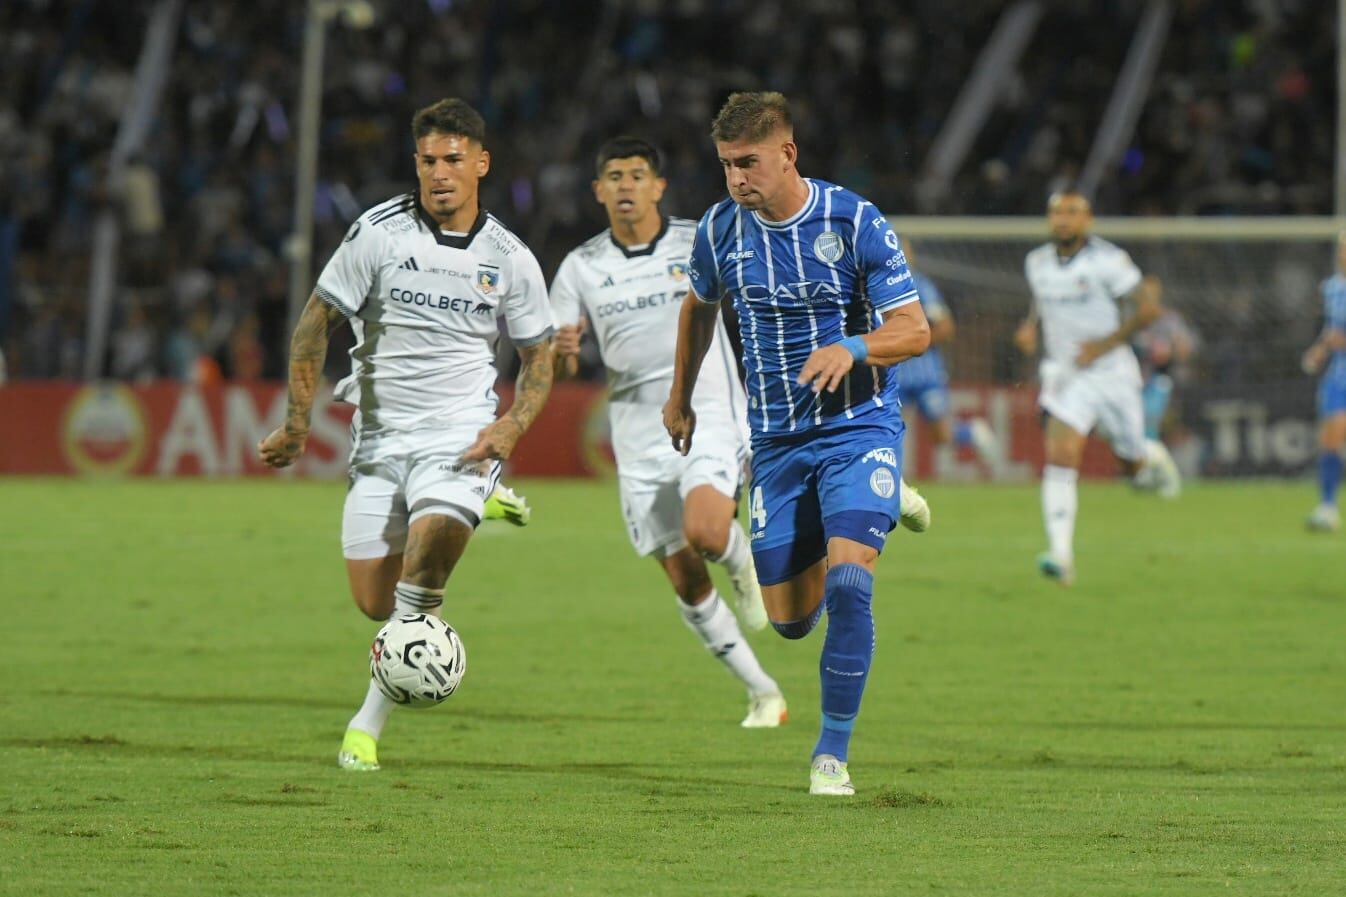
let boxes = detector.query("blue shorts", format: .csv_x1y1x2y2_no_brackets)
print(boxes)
898,382,950,422
1319,364,1346,417
747,418,904,586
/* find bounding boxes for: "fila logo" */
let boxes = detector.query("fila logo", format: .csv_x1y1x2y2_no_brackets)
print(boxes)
398,257,420,271
600,275,614,288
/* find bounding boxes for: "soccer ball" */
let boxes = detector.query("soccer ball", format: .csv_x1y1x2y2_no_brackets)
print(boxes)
369,613,466,707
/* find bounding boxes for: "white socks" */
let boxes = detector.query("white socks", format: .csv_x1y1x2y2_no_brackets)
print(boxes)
348,581,444,740
394,581,443,618
1041,465,1079,563
678,589,779,697
709,521,753,578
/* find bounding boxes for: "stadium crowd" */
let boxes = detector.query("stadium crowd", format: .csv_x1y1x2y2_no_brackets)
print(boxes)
0,0,1336,381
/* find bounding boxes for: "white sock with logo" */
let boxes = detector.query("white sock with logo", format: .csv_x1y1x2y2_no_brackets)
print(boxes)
1042,465,1078,563
678,590,779,697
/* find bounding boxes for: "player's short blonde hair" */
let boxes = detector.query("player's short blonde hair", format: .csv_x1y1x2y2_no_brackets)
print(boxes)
711,92,792,144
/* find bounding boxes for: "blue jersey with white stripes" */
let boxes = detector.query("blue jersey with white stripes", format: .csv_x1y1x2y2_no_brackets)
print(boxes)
687,179,920,437
1323,274,1346,381
897,271,948,391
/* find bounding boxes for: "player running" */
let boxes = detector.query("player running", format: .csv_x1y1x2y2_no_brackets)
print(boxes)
1014,190,1180,586
258,98,555,771
665,92,931,796
550,136,785,728
1301,233,1346,532
897,238,996,469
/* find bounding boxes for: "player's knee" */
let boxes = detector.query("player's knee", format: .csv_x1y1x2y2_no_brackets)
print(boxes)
684,517,729,558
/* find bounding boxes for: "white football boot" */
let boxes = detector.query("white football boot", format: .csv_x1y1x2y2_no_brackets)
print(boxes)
741,692,788,728
1306,504,1341,533
898,479,931,533
809,754,855,796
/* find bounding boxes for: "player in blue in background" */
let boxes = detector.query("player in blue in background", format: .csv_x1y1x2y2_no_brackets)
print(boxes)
897,238,996,468
1302,233,1346,532
664,92,932,796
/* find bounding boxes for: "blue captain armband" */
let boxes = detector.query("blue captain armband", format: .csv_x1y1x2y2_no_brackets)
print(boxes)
840,336,868,363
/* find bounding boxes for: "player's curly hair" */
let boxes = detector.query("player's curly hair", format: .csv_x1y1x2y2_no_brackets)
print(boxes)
412,98,486,144
594,136,662,177
710,92,792,143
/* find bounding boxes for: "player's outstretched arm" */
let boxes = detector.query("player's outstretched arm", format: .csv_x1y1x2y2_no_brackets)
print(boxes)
1077,274,1163,367
663,293,719,455
464,337,555,462
258,293,346,468
798,302,930,395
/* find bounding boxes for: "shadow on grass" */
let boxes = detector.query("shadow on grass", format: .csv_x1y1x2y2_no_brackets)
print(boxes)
35,689,643,724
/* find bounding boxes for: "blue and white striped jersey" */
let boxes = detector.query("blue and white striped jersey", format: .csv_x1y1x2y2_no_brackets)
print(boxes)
1323,273,1346,381
688,179,919,437
897,271,948,391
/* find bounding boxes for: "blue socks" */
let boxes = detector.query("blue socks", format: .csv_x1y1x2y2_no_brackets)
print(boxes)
813,563,875,763
1320,452,1343,505
952,420,973,448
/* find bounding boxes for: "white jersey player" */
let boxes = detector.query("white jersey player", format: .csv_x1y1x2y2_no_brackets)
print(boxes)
1015,190,1179,585
259,99,555,770
550,137,785,728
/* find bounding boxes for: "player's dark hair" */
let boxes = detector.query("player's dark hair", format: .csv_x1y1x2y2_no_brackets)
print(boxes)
594,136,662,177
710,92,792,143
412,98,487,144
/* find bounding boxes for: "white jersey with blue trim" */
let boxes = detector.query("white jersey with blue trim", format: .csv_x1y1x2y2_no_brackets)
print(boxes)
687,178,919,437
1322,273,1346,382
316,194,554,434
898,270,949,390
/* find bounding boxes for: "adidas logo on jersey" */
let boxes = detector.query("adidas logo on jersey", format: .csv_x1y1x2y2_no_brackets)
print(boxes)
600,275,615,288
398,257,420,271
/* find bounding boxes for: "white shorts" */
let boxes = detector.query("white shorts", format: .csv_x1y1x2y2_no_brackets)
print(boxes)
612,402,746,558
341,427,500,560
1038,359,1146,461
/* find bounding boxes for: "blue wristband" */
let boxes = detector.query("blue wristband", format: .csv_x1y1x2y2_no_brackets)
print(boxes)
840,336,868,363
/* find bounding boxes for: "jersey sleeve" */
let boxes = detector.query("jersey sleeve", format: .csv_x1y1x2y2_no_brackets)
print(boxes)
1324,279,1346,332
687,209,723,303
1101,247,1143,299
855,205,919,312
315,218,385,317
502,249,556,347
548,254,585,326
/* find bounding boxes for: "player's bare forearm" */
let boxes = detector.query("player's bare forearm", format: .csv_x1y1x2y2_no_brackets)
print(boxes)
286,294,344,433
1080,276,1162,363
1318,328,1346,352
863,302,932,367
504,339,555,434
668,294,719,409
259,294,344,468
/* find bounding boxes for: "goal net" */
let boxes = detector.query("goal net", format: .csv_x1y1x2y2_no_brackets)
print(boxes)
889,217,1340,478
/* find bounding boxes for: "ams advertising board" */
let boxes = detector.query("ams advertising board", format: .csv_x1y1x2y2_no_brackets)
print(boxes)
0,381,1320,480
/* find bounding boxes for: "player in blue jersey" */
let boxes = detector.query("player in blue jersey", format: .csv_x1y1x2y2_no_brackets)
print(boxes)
664,92,932,796
1302,233,1346,532
897,238,996,469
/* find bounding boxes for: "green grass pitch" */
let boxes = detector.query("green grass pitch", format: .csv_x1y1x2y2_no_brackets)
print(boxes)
0,477,1342,895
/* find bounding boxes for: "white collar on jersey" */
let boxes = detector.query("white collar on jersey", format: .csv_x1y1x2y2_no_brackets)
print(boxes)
751,179,819,230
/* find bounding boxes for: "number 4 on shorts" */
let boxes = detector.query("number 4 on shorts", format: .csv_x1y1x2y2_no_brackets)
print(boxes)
750,485,767,530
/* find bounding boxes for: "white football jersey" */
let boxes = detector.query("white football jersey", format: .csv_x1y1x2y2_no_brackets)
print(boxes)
316,194,554,434
1024,236,1144,376
550,217,747,475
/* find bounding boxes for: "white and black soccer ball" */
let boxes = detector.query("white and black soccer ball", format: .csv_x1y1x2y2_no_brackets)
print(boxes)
369,613,466,707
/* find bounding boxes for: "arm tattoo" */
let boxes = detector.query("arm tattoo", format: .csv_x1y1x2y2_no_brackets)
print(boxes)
285,294,345,434
504,338,555,434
